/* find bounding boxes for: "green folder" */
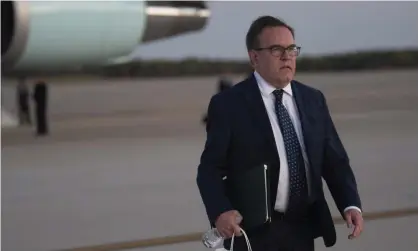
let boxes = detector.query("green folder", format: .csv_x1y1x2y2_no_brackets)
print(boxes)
224,163,272,230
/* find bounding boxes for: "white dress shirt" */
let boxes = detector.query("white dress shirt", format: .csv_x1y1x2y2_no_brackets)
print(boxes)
254,71,361,214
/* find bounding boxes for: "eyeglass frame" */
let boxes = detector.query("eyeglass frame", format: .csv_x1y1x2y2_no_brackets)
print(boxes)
253,44,301,58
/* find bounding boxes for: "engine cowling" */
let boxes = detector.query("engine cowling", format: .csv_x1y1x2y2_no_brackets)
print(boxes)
1,0,210,75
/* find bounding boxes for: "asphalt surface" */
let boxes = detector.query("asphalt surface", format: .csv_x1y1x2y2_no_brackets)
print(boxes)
2,69,418,251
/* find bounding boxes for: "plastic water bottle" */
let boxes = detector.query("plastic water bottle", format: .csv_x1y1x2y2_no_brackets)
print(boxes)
202,215,242,249
202,228,224,249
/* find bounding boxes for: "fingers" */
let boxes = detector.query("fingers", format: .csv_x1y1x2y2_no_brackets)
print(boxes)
349,224,362,239
348,226,359,240
232,211,243,236
218,224,240,238
235,212,243,224
215,210,243,239
345,213,353,228
233,224,242,237
345,211,364,240
350,216,364,239
219,227,234,239
349,224,361,239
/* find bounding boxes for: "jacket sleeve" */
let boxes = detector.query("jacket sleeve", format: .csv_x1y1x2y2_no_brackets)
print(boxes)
196,94,234,224
319,91,362,216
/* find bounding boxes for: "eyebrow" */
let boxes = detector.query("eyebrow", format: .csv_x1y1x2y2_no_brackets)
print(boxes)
267,44,297,48
255,44,297,51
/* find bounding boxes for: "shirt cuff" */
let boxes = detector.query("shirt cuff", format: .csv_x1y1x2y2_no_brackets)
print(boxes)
343,206,362,214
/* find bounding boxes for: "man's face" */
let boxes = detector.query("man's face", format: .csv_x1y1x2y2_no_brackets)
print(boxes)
249,26,299,87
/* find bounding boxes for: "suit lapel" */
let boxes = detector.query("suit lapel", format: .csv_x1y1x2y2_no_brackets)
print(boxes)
241,74,279,160
291,81,316,169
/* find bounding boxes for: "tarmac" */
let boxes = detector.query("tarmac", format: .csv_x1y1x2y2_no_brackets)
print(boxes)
2,69,418,251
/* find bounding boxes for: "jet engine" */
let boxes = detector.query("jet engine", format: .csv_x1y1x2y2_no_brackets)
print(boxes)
1,0,210,75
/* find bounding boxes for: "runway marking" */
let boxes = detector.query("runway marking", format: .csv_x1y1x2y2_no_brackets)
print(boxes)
58,207,418,251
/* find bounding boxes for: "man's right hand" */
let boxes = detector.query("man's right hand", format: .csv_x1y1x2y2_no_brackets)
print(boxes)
215,210,243,239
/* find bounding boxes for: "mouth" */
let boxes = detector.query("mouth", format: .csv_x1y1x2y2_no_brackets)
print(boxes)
280,66,292,71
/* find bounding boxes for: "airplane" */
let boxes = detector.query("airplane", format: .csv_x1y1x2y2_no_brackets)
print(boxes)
1,0,211,76
1,0,210,128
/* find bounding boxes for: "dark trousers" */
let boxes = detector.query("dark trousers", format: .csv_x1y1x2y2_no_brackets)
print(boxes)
18,107,31,125
228,211,314,251
35,106,48,135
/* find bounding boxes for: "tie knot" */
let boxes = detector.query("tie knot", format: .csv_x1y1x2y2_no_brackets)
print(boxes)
273,89,284,102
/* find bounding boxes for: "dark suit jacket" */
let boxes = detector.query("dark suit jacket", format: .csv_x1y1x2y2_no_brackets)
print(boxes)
196,74,362,247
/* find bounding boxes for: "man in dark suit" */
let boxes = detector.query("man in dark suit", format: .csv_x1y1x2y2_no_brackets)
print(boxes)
202,74,233,125
33,81,49,136
196,16,363,251
17,77,32,125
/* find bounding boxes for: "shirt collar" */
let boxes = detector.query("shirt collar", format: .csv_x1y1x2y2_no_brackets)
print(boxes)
253,70,293,97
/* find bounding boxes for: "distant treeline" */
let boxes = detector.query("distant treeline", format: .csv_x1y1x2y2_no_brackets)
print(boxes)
86,48,418,78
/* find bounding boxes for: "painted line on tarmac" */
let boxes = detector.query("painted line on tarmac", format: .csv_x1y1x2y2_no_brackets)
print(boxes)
58,207,418,251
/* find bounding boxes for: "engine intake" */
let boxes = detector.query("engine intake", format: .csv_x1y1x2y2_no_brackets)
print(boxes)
1,1,30,71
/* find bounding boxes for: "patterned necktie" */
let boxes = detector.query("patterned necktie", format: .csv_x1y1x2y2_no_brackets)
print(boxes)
273,89,308,211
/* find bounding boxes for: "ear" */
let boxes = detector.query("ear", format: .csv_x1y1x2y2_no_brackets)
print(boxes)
248,50,258,67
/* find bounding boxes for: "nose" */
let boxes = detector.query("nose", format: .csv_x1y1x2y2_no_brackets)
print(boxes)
280,50,292,61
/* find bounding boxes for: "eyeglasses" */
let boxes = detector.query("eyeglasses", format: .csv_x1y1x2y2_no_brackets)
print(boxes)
254,44,301,58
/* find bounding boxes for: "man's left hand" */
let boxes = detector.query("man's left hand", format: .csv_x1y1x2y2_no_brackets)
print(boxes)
344,209,364,240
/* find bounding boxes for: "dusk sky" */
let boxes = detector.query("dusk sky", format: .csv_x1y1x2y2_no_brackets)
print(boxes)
134,1,418,60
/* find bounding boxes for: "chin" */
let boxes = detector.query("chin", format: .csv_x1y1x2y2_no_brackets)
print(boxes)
277,71,293,83
279,76,292,84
